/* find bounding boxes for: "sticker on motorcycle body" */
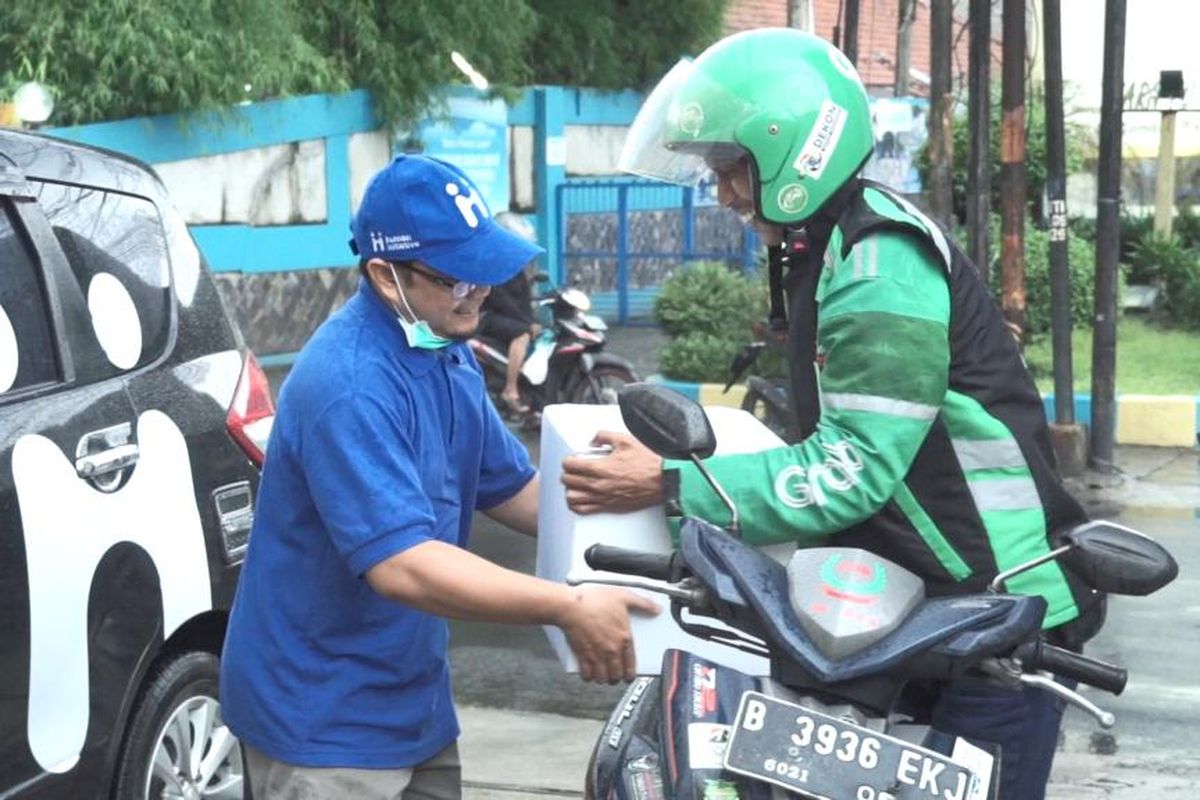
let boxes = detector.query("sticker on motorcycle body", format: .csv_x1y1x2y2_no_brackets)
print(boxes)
724,692,980,800
687,722,731,770
950,738,994,800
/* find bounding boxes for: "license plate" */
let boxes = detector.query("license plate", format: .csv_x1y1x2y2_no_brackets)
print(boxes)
723,692,982,800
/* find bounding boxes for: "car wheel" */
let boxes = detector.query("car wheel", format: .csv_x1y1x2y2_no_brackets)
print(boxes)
112,650,245,800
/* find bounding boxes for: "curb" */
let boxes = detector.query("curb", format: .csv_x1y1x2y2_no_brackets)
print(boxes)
648,377,1200,449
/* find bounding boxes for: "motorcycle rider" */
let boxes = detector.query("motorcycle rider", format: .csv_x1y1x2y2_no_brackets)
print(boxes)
561,28,1101,800
479,212,541,416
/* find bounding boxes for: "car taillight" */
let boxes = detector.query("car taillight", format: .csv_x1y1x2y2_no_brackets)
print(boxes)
227,351,275,468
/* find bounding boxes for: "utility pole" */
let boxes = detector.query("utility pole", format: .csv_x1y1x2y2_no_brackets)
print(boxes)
928,0,954,228
844,0,861,65
967,0,992,280
896,0,918,96
1000,0,1028,340
1090,0,1127,472
788,0,813,30
1042,0,1086,475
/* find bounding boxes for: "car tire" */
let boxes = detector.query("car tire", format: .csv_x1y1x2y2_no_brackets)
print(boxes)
111,650,245,800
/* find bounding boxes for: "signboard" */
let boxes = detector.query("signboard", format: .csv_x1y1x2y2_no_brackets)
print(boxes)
401,93,511,214
861,96,929,194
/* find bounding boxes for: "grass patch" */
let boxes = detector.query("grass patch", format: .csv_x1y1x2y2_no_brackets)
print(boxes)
1024,317,1200,395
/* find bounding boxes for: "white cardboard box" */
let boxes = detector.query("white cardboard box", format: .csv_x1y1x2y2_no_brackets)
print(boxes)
536,403,795,676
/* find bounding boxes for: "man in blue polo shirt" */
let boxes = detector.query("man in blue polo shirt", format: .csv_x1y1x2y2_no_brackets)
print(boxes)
221,155,658,800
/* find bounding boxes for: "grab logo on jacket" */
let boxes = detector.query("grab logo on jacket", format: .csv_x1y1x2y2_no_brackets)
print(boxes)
774,440,864,509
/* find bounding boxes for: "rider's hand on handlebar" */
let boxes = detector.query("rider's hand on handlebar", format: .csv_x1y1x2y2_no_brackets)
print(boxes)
561,431,664,514
557,585,660,684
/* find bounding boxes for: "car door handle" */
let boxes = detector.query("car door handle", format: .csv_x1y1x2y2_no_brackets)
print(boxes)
75,443,140,478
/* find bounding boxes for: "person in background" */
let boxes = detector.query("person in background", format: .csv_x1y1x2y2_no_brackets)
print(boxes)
478,211,542,416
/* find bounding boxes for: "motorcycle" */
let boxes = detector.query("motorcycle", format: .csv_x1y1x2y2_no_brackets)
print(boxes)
576,384,1178,800
469,276,638,425
726,320,800,444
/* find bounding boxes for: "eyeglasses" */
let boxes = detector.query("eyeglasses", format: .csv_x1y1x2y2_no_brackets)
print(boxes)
396,262,483,300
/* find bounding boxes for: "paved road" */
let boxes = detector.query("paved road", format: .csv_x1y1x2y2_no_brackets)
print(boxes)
1048,511,1200,797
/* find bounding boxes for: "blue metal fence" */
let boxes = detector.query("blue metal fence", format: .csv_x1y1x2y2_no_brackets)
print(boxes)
556,179,758,324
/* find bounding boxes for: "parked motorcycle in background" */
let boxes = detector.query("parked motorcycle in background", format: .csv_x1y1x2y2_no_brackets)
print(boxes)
468,213,638,425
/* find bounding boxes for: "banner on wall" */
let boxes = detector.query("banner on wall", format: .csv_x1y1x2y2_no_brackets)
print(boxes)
861,96,929,195
399,94,511,214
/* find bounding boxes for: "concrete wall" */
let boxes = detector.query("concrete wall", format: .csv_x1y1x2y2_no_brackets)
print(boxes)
156,141,329,226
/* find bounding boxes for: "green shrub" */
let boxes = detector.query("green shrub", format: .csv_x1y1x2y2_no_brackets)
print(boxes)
984,216,1099,338
659,332,744,383
1025,226,1099,337
654,261,794,383
653,261,766,339
1119,213,1155,268
1133,234,1200,329
1174,207,1200,252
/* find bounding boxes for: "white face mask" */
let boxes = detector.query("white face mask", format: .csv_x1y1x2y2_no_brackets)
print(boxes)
387,263,452,350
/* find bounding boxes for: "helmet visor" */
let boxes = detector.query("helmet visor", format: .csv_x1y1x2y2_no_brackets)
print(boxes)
618,59,753,187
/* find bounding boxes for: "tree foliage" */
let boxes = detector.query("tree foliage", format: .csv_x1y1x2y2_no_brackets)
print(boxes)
920,83,1095,224
0,0,728,127
526,0,727,91
0,0,340,125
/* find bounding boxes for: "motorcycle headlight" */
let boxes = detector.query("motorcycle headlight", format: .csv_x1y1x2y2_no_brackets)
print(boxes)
561,288,592,311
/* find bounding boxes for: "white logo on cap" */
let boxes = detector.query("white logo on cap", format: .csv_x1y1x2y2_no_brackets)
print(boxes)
370,231,386,252
446,182,489,229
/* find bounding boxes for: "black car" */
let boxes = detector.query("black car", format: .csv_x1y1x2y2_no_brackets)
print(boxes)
0,128,270,798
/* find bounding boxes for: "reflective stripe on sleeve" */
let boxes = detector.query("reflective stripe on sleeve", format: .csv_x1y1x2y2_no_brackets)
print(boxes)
951,438,1028,472
823,392,939,420
967,477,1042,511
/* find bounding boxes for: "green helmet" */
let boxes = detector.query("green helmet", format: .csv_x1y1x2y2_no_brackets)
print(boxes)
619,28,873,225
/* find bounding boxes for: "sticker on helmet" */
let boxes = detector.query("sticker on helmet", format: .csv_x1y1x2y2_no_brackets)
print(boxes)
777,183,810,215
828,45,861,81
793,100,848,181
676,102,705,138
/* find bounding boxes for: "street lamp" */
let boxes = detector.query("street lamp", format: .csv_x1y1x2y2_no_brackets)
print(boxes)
1154,70,1185,236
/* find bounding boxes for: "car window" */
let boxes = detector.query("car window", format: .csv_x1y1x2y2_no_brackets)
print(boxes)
35,181,171,376
0,199,60,394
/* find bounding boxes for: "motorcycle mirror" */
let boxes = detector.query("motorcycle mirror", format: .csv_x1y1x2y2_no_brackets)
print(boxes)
725,342,765,393
618,384,716,461
1058,521,1178,596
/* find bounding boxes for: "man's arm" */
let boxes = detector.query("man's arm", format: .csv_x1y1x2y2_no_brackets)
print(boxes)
364,539,658,683
481,474,539,536
563,231,951,546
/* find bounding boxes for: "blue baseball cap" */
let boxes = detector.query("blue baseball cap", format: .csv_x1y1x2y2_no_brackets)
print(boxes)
349,155,544,285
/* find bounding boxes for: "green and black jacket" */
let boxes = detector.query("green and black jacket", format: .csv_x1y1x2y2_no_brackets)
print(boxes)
665,182,1100,641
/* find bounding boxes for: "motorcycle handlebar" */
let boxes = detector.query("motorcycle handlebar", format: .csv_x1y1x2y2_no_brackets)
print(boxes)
1017,641,1128,695
584,544,677,582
